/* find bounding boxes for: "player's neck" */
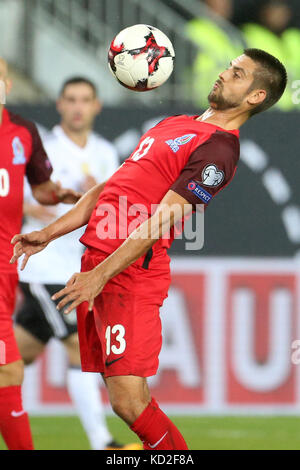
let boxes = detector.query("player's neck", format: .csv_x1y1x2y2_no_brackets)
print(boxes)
60,123,91,148
198,107,249,130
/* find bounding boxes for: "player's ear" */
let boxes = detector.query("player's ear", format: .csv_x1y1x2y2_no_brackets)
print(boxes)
247,89,266,107
56,98,63,115
94,98,102,115
5,77,12,95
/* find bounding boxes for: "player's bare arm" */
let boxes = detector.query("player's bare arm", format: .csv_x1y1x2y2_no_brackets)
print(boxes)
23,202,56,224
30,179,82,205
52,189,192,313
10,180,107,269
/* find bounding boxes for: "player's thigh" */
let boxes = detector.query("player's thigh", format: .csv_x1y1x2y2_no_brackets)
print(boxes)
62,332,81,366
95,283,168,378
14,324,45,365
16,282,56,346
45,284,78,340
97,294,158,375
77,251,170,377
0,273,22,371
17,282,77,344
0,360,24,387
105,375,151,424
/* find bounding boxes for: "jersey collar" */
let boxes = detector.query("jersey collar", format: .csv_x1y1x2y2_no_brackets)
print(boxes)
192,115,240,138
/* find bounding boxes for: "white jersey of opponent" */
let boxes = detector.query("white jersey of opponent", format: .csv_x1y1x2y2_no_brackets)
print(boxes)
19,125,119,284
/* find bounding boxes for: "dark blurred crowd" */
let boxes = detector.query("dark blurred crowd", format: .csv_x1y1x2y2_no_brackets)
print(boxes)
232,0,300,29
186,0,300,110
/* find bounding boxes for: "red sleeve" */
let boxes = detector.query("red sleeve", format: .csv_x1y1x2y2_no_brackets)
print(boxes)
25,123,53,185
170,130,239,208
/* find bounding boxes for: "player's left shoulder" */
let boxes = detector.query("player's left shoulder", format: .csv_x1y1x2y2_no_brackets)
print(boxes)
7,110,39,150
209,129,240,164
7,110,36,134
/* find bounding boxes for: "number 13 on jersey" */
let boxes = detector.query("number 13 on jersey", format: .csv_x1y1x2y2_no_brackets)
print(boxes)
131,137,155,161
105,324,126,355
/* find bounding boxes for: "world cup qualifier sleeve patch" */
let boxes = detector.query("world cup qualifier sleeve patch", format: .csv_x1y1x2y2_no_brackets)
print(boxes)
201,164,224,187
186,181,212,203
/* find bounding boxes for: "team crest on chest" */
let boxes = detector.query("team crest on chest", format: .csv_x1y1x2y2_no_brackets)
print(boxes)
12,136,26,164
165,134,196,153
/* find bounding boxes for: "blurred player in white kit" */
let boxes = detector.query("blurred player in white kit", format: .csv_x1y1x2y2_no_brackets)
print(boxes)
14,77,140,450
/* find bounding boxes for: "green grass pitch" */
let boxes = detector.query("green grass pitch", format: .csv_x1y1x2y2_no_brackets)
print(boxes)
1,415,300,450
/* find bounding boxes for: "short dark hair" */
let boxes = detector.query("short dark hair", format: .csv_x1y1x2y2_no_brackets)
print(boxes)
244,48,287,116
60,77,98,97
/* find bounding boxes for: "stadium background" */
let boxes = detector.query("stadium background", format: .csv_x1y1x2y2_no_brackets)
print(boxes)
1,0,300,449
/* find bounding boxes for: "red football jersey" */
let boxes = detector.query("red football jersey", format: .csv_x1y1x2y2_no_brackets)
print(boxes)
81,115,240,266
0,108,52,273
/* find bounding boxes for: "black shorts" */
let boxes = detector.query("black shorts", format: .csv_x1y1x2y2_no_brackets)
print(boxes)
16,282,78,344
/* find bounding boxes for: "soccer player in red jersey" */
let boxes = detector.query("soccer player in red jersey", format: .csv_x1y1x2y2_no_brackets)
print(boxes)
11,49,287,450
0,58,81,450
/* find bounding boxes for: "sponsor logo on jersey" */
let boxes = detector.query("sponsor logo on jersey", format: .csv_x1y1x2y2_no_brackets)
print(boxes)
11,410,26,418
148,431,169,449
165,133,196,153
201,164,224,187
187,181,212,203
12,136,26,164
105,356,124,367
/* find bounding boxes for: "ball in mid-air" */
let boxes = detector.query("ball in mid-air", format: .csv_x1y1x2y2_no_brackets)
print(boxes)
108,24,175,92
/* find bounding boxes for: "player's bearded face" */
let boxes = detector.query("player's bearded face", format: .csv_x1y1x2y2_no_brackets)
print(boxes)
208,79,243,110
208,55,256,111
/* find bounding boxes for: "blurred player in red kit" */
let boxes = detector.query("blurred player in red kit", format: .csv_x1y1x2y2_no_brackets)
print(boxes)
0,58,81,450
11,49,287,450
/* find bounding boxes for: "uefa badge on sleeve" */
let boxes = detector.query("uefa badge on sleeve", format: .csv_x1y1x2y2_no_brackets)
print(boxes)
187,180,212,204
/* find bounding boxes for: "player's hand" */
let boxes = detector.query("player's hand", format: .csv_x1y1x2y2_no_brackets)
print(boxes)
54,181,83,204
52,269,107,314
10,230,50,270
80,175,97,193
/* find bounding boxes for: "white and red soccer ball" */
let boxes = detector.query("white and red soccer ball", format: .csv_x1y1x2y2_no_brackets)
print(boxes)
108,24,175,92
